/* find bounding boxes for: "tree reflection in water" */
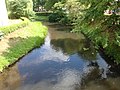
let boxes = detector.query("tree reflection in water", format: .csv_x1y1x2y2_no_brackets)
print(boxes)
50,38,97,61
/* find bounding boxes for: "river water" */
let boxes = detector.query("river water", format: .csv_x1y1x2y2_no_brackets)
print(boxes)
0,22,120,90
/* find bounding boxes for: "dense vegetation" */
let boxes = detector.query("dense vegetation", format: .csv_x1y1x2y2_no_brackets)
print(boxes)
6,0,34,19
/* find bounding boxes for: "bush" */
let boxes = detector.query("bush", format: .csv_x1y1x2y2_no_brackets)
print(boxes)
48,13,63,22
48,2,70,24
0,17,30,35
6,0,34,19
48,12,70,24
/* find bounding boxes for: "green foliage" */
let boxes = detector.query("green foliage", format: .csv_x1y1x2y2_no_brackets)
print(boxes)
0,17,29,35
0,22,48,72
0,56,9,72
44,0,61,10
6,0,34,19
33,0,47,11
47,0,83,24
48,2,70,24
33,12,50,21
72,0,120,63
34,15,48,21
104,44,120,64
33,0,65,11
49,13,63,22
64,0,84,23
35,12,52,16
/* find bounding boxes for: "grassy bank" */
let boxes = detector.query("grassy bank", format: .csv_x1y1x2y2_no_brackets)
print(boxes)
0,22,47,72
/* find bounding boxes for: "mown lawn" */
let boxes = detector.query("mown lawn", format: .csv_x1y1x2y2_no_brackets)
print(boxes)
0,22,48,72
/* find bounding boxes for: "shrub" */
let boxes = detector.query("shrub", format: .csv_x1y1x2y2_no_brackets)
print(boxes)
48,13,63,22
6,0,34,19
48,2,70,24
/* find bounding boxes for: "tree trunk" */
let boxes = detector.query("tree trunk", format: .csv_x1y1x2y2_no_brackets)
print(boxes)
0,0,8,26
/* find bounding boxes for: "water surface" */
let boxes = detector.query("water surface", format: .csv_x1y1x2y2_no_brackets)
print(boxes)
0,22,120,90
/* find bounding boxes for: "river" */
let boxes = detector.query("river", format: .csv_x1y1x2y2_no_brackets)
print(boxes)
0,22,120,90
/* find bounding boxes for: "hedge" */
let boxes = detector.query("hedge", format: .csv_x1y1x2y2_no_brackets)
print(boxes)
35,12,52,16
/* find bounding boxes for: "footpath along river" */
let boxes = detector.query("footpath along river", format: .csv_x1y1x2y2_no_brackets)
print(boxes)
0,22,120,90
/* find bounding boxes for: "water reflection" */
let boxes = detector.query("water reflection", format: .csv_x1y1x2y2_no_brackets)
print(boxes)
51,38,84,55
17,69,82,90
51,38,97,61
0,64,21,90
0,23,120,90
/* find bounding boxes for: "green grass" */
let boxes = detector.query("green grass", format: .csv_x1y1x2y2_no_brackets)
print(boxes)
0,22,48,72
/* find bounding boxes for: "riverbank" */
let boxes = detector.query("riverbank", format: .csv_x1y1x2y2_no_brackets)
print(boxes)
0,21,48,72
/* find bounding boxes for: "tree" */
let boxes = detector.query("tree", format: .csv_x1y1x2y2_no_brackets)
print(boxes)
74,0,120,45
